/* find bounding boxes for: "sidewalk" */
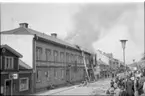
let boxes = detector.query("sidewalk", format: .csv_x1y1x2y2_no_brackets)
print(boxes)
32,84,82,95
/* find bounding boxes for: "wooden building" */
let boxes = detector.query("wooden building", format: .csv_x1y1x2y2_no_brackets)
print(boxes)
0,44,33,96
1,23,93,93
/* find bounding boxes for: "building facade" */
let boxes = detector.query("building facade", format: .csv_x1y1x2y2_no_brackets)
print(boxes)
0,45,32,96
1,23,93,93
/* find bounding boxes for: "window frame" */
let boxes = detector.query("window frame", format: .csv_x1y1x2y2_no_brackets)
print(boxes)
66,52,69,63
54,68,58,79
45,49,51,61
46,70,50,81
53,50,58,62
60,52,64,63
36,70,41,82
19,77,29,91
36,47,43,60
5,56,14,69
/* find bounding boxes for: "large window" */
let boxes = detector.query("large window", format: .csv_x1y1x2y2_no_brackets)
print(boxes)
70,54,73,63
5,56,13,69
66,53,69,63
37,70,41,82
36,47,42,60
19,77,29,91
60,52,64,62
68,54,71,63
61,69,64,79
54,68,57,79
85,57,89,64
78,55,81,64
53,50,58,62
81,56,83,64
46,49,51,61
45,70,50,81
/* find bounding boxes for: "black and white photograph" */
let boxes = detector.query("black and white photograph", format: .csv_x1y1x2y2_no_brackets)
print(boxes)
0,0,145,96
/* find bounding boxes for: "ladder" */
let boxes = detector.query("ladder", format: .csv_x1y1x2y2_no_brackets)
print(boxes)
81,51,91,82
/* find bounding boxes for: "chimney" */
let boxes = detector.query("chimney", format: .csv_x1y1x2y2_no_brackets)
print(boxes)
51,33,57,38
19,23,28,28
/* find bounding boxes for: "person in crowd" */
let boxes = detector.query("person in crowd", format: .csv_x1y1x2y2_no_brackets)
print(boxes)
114,84,122,96
134,77,140,96
142,81,145,95
110,79,114,88
119,85,127,96
106,82,115,95
138,74,144,96
125,75,134,96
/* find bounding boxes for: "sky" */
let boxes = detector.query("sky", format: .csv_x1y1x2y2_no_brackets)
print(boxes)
1,2,144,64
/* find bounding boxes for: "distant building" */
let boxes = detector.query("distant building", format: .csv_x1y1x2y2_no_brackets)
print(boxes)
93,50,111,79
94,50,122,78
0,44,32,96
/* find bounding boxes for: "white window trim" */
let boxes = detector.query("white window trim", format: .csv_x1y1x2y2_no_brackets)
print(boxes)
19,77,29,91
5,56,14,69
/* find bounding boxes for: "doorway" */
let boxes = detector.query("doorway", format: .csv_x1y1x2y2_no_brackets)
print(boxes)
5,80,12,96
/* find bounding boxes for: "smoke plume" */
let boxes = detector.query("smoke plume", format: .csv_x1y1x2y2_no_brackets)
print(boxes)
65,3,138,52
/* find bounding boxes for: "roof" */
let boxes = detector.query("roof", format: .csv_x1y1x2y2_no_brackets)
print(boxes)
19,59,32,69
0,44,23,58
1,27,92,54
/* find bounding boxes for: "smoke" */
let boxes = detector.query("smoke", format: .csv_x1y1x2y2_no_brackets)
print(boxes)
65,3,138,52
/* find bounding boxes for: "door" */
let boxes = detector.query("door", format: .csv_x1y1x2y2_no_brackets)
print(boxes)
5,80,12,96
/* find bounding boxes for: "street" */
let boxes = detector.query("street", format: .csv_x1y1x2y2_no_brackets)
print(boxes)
34,78,111,95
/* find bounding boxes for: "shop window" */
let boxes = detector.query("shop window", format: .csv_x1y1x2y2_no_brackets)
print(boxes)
19,77,29,91
5,56,13,69
46,49,51,61
36,47,42,60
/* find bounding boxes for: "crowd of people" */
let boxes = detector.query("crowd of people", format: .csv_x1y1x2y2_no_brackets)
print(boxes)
106,70,145,96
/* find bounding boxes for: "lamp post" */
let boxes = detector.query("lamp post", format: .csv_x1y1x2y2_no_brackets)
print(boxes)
120,40,128,72
120,39,128,90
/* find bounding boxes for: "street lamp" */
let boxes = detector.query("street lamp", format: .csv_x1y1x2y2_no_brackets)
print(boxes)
120,39,128,90
120,40,128,73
